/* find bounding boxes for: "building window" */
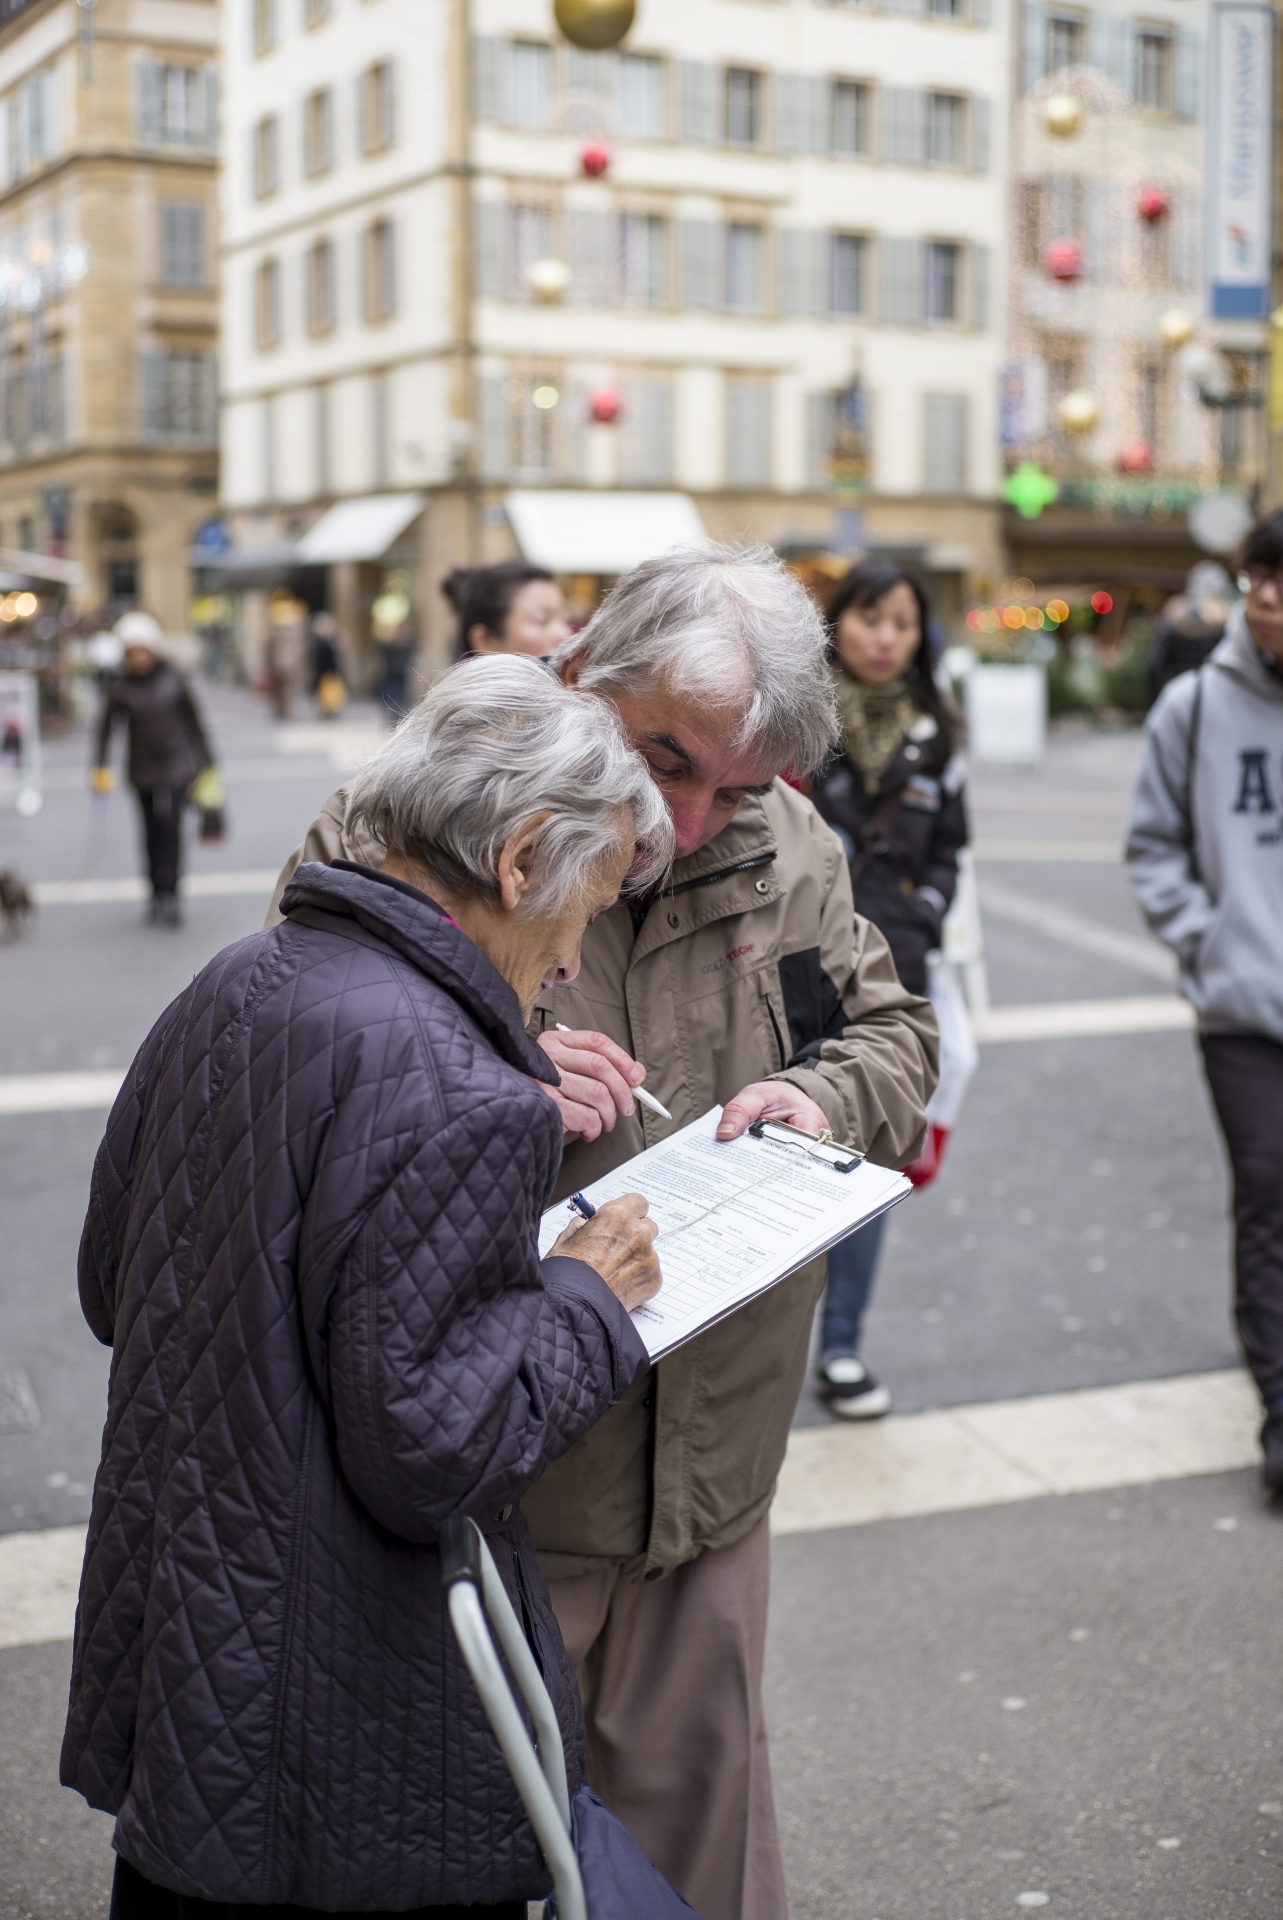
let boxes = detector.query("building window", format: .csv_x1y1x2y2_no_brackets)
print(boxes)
725,67,761,146
726,376,771,486
160,203,205,286
619,54,664,137
253,114,279,197
931,0,963,15
831,80,869,157
363,219,397,321
359,61,396,153
1046,12,1084,73
306,237,337,333
255,257,282,348
924,240,961,322
304,0,331,25
511,204,552,299
926,92,965,167
925,393,967,491
253,0,278,55
141,349,215,440
29,338,64,442
138,63,216,148
725,223,763,312
1135,31,1172,110
830,233,866,316
510,41,551,129
371,370,389,486
619,374,673,483
620,214,665,306
304,87,334,174
314,384,330,493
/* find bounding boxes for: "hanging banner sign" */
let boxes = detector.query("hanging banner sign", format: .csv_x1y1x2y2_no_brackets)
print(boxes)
1206,2,1274,320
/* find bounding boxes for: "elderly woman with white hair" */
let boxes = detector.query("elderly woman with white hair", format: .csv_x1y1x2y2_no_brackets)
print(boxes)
62,657,672,1920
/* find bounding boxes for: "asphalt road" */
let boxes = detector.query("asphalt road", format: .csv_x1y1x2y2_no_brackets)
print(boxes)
1,691,1278,1920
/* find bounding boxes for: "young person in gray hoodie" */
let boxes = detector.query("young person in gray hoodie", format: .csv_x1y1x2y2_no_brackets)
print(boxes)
1125,509,1283,1495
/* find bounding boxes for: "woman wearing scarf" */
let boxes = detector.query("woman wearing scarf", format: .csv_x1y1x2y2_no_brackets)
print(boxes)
809,560,969,1416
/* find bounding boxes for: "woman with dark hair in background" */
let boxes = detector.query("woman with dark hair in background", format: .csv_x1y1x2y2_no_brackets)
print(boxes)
809,560,969,1417
442,560,572,660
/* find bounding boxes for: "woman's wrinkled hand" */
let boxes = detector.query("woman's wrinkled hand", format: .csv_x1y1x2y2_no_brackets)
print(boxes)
549,1192,661,1312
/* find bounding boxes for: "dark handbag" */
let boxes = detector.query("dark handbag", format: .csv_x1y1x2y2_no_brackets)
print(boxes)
546,1787,702,1920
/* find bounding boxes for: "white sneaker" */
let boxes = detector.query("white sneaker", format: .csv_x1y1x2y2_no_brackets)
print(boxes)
817,1355,891,1419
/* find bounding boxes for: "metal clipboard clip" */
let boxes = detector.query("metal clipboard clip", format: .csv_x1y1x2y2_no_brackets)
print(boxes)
746,1117,865,1173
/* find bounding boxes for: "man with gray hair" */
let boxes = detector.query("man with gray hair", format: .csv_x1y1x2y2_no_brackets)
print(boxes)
268,543,937,1920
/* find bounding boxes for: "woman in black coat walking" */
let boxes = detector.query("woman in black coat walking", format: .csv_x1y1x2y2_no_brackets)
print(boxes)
92,611,215,926
64,656,673,1918
808,561,968,1416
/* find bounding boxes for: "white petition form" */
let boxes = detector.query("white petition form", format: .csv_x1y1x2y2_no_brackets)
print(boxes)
539,1108,912,1360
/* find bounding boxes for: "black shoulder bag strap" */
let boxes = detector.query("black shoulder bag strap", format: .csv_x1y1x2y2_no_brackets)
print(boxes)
848,789,905,890
1184,667,1204,885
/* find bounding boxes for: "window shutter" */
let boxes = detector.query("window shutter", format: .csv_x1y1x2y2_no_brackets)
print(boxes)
137,58,163,145
1021,3,1047,94
473,200,508,297
805,391,834,490
971,96,991,172
880,88,924,165
881,0,927,14
925,394,967,491
971,243,990,328
139,350,163,437
568,208,614,304
776,72,807,153
201,68,218,145
971,0,991,26
680,219,720,308
1110,18,1135,96
1172,189,1199,290
565,48,618,124
726,378,771,487
777,229,825,317
679,61,719,142
477,375,508,481
472,36,508,123
620,376,673,484
1175,29,1198,120
880,237,922,323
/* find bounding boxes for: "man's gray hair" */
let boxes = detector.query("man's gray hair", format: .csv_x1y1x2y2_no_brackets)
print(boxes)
552,542,839,776
344,654,673,914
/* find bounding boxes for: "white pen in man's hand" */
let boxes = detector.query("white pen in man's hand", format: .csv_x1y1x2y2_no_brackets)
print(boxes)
554,1023,673,1121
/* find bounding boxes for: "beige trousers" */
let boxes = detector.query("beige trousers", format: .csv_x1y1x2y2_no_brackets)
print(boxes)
548,1519,787,1920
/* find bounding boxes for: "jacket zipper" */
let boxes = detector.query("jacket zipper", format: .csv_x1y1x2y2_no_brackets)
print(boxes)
662,852,775,900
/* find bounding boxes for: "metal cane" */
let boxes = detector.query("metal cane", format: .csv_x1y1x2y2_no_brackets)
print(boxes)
440,1516,587,1920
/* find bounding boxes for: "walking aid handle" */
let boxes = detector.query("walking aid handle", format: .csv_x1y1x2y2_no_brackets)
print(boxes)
440,1517,586,1920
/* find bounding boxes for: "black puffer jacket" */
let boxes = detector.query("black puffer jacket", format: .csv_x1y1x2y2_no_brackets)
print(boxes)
94,661,212,791
61,860,647,1911
811,732,968,996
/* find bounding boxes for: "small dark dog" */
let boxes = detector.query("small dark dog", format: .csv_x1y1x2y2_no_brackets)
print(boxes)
0,868,33,937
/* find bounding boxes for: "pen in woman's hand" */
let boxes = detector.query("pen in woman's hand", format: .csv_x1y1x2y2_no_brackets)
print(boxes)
568,1191,597,1221
553,1023,674,1121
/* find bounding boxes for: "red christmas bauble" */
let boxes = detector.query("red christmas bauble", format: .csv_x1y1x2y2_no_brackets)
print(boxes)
1116,438,1154,475
580,141,611,178
589,387,622,424
1136,186,1169,225
1042,238,1084,283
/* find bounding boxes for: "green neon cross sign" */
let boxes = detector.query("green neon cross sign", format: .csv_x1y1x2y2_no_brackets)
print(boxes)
1003,463,1059,520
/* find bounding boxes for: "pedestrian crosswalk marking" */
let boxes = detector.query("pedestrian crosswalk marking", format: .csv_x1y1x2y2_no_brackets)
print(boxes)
32,870,279,907
0,1370,1260,1651
972,995,1193,1043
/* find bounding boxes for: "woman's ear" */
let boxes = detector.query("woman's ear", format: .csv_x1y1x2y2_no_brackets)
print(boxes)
495,813,552,912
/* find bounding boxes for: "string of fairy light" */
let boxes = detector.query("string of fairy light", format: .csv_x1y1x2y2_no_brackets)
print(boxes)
966,581,1113,636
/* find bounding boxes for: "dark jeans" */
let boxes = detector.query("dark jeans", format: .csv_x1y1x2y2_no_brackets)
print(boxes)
820,1212,888,1358
135,785,186,899
1200,1033,1283,1413
110,1856,525,1920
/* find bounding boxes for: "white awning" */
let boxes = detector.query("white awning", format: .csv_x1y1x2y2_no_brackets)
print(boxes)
504,491,707,575
295,493,424,565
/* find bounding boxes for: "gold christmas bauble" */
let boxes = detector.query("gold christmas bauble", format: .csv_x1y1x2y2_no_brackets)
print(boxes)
1043,92,1082,138
1158,308,1194,350
553,0,635,50
1057,389,1099,434
528,256,572,302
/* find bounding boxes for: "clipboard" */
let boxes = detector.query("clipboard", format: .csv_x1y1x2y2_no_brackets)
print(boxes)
746,1117,865,1173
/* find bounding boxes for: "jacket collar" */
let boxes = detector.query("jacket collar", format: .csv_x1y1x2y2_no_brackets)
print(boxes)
1210,604,1283,703
279,860,559,1085
663,788,778,893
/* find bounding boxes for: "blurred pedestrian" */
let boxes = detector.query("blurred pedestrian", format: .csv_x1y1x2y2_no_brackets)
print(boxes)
263,590,308,719
442,560,572,660
62,657,670,1918
1126,511,1283,1495
809,560,968,1417
1147,561,1233,704
309,610,349,718
91,611,215,928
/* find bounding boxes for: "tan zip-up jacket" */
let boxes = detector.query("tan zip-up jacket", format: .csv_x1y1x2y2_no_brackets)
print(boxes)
268,779,937,1578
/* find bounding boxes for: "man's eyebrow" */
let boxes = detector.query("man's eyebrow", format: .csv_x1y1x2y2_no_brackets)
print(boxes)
645,732,698,769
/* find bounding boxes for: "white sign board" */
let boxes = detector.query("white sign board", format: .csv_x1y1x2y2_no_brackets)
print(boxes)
1207,3,1275,320
966,664,1046,766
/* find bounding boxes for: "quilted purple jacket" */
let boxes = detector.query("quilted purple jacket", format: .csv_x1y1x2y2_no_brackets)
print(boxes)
61,860,648,1911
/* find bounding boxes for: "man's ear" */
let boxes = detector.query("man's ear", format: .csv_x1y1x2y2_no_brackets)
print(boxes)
559,653,583,689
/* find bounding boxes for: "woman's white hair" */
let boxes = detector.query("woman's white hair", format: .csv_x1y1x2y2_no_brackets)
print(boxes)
344,654,673,915
552,542,839,776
